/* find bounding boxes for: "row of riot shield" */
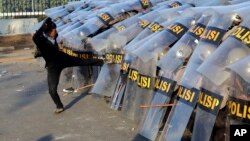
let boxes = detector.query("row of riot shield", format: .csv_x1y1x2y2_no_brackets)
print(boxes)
34,0,250,141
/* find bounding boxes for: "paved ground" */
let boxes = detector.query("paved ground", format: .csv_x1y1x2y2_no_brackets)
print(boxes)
0,48,137,141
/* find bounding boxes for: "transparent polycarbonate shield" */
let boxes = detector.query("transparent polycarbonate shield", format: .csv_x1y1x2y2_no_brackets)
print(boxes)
225,59,250,141
113,13,143,31
227,55,250,84
64,1,85,12
127,0,165,11
188,13,247,140
193,0,229,6
160,86,200,141
191,82,224,141
58,21,82,43
179,12,233,88
108,3,188,51
90,32,126,97
229,0,250,4
107,9,163,49
133,9,200,63
57,22,73,33
157,13,211,72
90,13,143,51
197,15,250,86
123,6,190,51
121,59,140,118
110,55,133,110
122,55,158,123
132,14,209,141
63,10,137,50
46,8,70,20
135,71,177,141
110,75,127,110
44,6,64,16
61,1,141,50
71,66,94,93
124,32,159,53
76,10,97,21
90,63,121,96
63,9,88,23
158,12,230,140
150,0,188,12
55,21,65,27
191,20,249,141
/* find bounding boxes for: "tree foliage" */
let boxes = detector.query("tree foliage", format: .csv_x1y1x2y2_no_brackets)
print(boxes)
1,0,77,13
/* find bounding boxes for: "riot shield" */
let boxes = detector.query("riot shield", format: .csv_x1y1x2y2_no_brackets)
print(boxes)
45,0,85,20
190,13,248,141
191,80,225,141
107,1,189,52
157,12,212,72
121,56,141,120
132,8,201,63
197,15,250,86
61,0,145,51
72,66,94,93
90,35,125,97
181,10,249,141
107,9,163,50
121,6,197,124
58,22,83,43
90,13,143,51
89,13,142,96
159,86,200,141
110,55,132,110
124,5,192,51
124,55,158,124
90,59,122,96
110,7,186,110
64,1,86,12
225,56,250,141
110,35,158,111
159,11,234,141
134,71,177,141
133,13,212,141
179,12,233,88
44,6,64,16
46,8,70,20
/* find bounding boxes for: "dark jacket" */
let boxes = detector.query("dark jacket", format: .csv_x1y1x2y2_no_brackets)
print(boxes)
32,31,61,64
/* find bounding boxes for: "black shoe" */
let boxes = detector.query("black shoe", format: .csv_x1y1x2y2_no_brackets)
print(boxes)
104,96,112,104
63,87,75,93
54,108,64,114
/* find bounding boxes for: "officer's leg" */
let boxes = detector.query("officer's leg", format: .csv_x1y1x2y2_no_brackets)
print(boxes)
62,54,104,68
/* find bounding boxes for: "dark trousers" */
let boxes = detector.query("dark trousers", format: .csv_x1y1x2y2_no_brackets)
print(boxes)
46,55,103,108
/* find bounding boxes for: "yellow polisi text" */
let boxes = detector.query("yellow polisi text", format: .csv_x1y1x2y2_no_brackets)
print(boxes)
140,0,150,7
100,13,111,22
120,62,130,72
177,86,196,103
227,99,250,120
128,69,138,81
232,26,250,46
139,20,150,29
154,78,172,93
167,24,185,34
148,22,163,32
198,91,220,110
189,24,205,37
137,74,151,89
200,28,221,42
105,53,123,64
